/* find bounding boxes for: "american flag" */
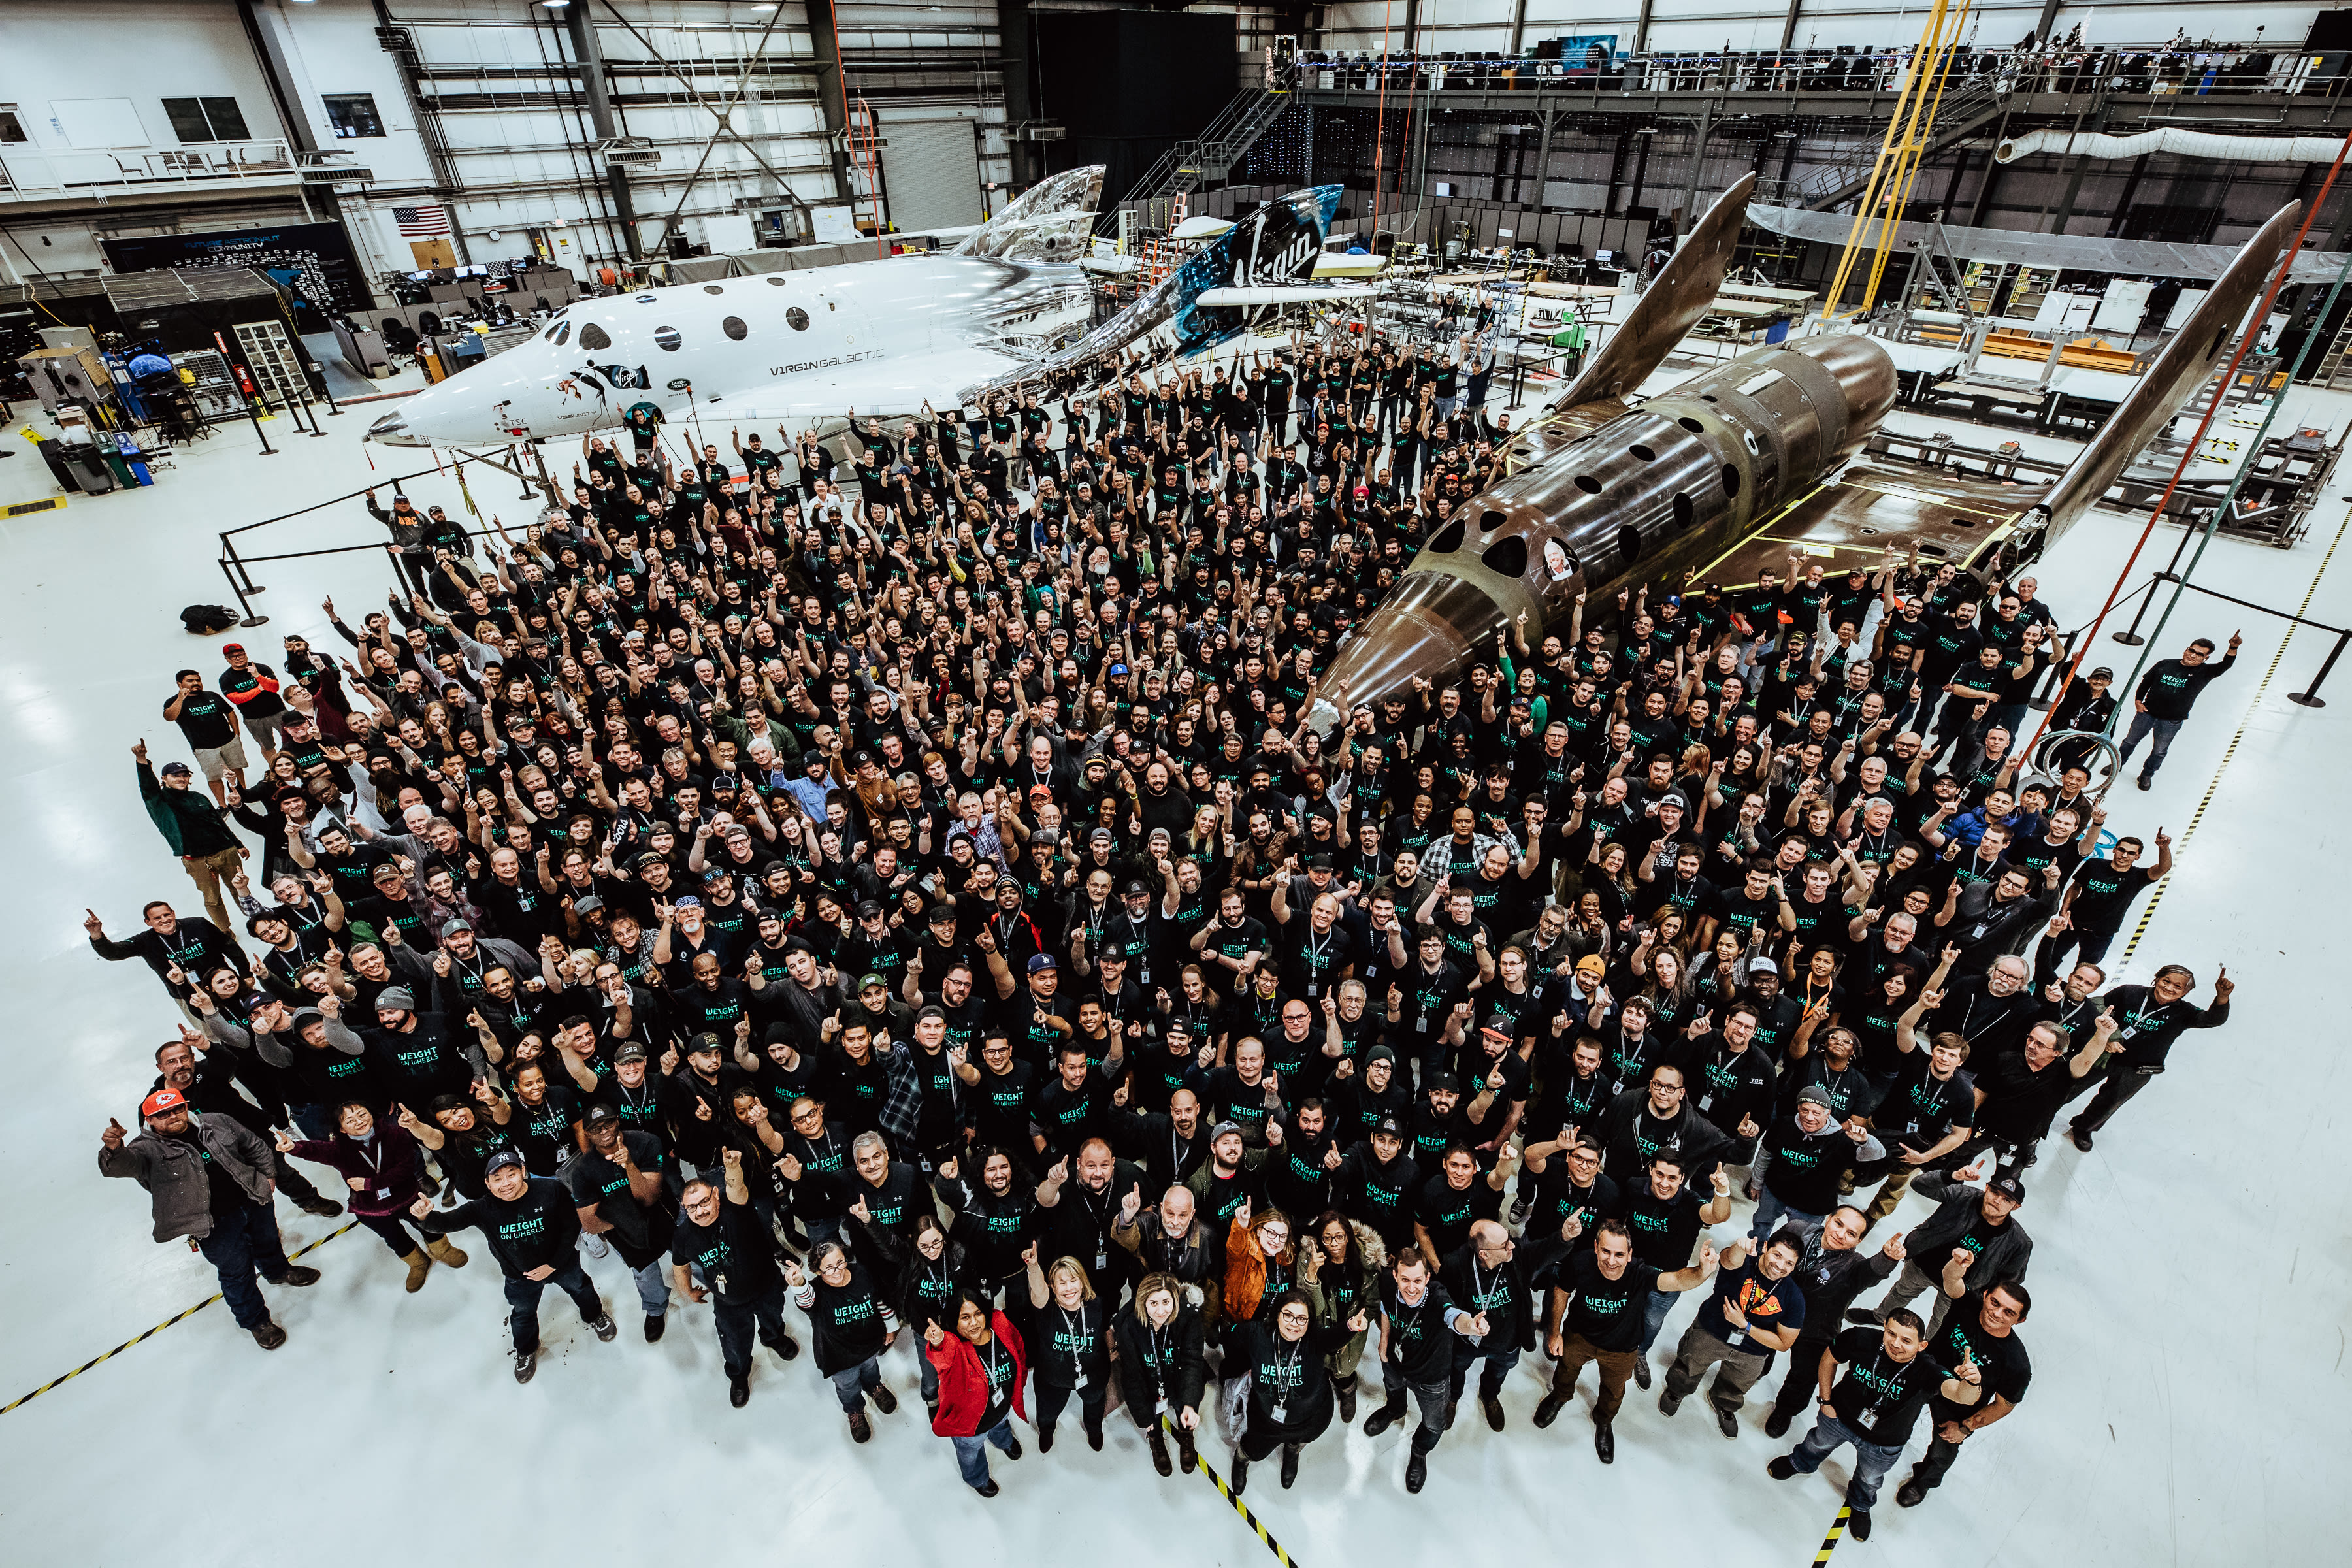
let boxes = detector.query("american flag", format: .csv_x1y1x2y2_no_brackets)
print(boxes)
394,204,452,238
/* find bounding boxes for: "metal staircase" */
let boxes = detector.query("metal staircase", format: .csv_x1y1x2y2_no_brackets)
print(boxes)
1799,74,2007,212
1113,64,1299,225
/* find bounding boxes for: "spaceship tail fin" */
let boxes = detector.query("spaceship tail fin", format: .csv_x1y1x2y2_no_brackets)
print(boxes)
1556,171,1756,409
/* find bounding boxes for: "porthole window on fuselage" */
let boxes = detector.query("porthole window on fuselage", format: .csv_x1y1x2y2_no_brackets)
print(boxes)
578,322,611,351
787,307,810,331
723,316,747,340
655,326,682,351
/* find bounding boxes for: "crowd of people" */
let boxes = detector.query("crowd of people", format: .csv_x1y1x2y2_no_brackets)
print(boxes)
87,330,2238,1537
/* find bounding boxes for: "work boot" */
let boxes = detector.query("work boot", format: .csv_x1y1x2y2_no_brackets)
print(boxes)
1767,1456,1797,1480
1282,1441,1303,1488
400,1248,431,1293
1632,1356,1652,1390
1363,1399,1407,1437
425,1236,468,1267
251,1320,287,1350
644,1315,666,1343
1038,1423,1056,1454
1148,1427,1173,1476
762,1331,800,1362
1175,1428,1198,1473
1716,1407,1740,1440
1593,1418,1616,1464
1334,1380,1358,1422
729,1375,750,1408
1405,1448,1429,1492
1765,1410,1792,1439
1897,1480,1929,1508
848,1408,872,1443
295,1194,344,1217
872,1384,898,1414
1481,1393,1505,1431
1659,1388,1682,1417
267,1265,321,1287
1005,1435,1022,1461
1086,1416,1103,1451
1230,1453,1250,1495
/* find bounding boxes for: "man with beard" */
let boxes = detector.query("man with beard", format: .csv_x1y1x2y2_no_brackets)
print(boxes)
566,1104,676,1339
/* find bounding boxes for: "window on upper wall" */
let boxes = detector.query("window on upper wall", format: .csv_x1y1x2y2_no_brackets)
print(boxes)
323,93,384,139
0,106,28,144
161,97,250,143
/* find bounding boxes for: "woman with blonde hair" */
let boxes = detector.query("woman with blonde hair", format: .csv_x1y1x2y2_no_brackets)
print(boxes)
1023,1245,1111,1451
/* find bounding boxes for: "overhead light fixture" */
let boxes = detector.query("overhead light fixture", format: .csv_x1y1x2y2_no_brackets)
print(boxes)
542,1,570,8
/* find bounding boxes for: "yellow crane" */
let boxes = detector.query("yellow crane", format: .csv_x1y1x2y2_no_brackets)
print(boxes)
1821,0,1977,323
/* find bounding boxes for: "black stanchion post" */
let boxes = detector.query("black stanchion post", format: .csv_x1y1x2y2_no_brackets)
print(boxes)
2289,628,2349,708
246,395,278,456
223,536,265,596
2114,521,2198,646
219,558,268,628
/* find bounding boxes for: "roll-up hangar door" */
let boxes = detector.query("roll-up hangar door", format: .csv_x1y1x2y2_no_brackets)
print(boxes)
877,114,983,232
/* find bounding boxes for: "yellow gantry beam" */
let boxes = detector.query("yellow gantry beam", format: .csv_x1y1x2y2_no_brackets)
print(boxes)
1822,0,1976,323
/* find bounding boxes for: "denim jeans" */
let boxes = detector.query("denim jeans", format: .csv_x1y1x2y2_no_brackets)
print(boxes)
1448,1338,1522,1403
1789,1411,1906,1509
1635,1287,1678,1357
195,1201,292,1330
828,1356,883,1411
627,1256,670,1318
713,1281,791,1380
502,1263,603,1354
1377,1357,1455,1454
2119,711,2184,777
950,1418,1017,1488
1750,1188,1825,1249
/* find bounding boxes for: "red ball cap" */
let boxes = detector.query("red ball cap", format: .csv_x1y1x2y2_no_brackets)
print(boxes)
140,1087,189,1120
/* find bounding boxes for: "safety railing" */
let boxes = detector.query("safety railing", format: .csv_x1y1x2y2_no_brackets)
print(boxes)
0,138,305,201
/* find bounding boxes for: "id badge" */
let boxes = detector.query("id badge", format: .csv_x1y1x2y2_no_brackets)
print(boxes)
375,1186,391,1200
1096,1247,1110,1272
1075,1367,1088,1390
1270,1401,1287,1424
1154,1396,1169,1416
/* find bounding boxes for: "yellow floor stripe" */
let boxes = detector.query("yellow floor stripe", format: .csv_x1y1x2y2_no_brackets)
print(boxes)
1812,1505,1852,1563
0,1220,355,1417
2119,506,2351,962
1171,1416,1301,1567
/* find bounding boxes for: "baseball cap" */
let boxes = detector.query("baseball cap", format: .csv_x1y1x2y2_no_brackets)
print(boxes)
1656,791,1690,813
1371,1115,1403,1137
140,1087,189,1120
221,642,245,655
583,1103,621,1128
572,894,606,916
685,1031,724,1056
1305,853,1333,871
1210,1119,1244,1142
440,918,473,938
484,1149,527,1177
1092,826,1117,843
1987,1174,2027,1204
1027,953,1058,973
159,761,194,778
926,900,958,924
1796,1085,1834,1109
1749,956,1779,975
1122,879,1151,898
1426,1070,1460,1094
858,973,888,993
613,1043,649,1064
370,862,404,883
855,898,884,919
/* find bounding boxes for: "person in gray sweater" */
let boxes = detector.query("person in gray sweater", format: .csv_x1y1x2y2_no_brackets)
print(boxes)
98,1088,320,1348
1848,1162,2031,1337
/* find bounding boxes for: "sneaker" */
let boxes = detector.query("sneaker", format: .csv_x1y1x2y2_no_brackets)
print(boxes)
1715,1406,1740,1440
1508,1194,1533,1228
1632,1356,1652,1390
730,1375,750,1407
2070,1126,2095,1152
1005,1435,1022,1461
514,1349,536,1384
644,1315,667,1343
267,1265,321,1287
1765,1411,1792,1439
579,1232,611,1259
1897,1480,1927,1508
1403,1449,1427,1492
1658,1390,1682,1417
250,1320,287,1350
1533,1395,1564,1428
589,1314,617,1343
1767,1456,1796,1480
1480,1393,1505,1431
295,1195,344,1217
872,1384,898,1414
1593,1419,1615,1463
1848,1508,1873,1541
848,1409,872,1443
974,1480,1000,1499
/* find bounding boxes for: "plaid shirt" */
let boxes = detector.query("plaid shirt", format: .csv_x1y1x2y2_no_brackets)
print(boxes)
880,1037,960,1151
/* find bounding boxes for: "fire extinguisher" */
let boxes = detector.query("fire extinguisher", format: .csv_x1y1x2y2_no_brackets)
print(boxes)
232,361,259,400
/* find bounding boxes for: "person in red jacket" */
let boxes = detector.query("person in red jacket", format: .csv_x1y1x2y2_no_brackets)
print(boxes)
924,1288,1028,1496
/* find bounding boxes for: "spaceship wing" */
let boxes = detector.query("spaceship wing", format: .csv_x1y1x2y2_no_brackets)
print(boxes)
1554,171,1756,408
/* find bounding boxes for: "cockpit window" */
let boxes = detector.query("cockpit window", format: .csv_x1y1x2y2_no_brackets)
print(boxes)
551,321,572,346
578,322,611,351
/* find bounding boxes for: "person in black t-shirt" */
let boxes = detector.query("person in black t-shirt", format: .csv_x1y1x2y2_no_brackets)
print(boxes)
789,1241,902,1441
1899,1281,2033,1507
670,1149,800,1406
1535,1217,1718,1462
1658,1232,1807,1435
411,1149,615,1382
1767,1313,1985,1539
2120,632,2239,787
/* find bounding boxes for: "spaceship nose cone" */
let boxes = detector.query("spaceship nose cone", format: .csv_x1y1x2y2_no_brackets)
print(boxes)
366,411,423,446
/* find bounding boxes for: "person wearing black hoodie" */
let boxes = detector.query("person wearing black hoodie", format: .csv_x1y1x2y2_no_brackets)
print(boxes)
1115,1269,1209,1475
1747,1086,1889,1242
410,1148,615,1384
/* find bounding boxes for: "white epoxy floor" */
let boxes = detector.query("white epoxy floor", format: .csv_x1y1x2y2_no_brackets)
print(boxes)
1,363,2346,1568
